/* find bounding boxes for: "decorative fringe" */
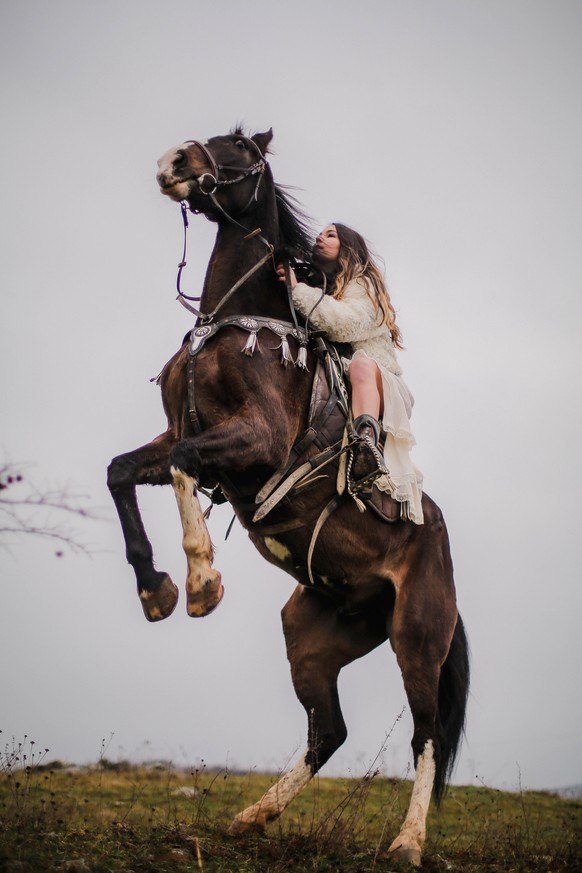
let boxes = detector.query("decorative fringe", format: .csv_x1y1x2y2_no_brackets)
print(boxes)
238,326,308,369
353,494,366,512
296,343,308,370
280,337,293,366
241,332,259,356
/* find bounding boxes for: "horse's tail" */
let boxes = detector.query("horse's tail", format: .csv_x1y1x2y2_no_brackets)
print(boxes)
434,613,470,803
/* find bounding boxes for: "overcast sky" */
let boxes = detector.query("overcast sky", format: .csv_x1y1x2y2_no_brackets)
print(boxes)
1,0,581,795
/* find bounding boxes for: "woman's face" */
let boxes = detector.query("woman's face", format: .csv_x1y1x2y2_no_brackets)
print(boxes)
313,224,341,264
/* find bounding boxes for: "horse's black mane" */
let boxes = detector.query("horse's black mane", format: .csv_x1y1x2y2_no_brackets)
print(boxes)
274,185,314,259
231,125,314,259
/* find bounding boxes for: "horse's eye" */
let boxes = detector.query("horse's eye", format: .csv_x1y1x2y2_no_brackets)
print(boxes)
235,140,246,150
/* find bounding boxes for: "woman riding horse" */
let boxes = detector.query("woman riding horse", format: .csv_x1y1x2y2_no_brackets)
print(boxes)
108,128,469,867
278,222,424,523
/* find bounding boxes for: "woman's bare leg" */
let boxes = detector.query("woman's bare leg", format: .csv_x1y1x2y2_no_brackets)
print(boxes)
349,356,383,419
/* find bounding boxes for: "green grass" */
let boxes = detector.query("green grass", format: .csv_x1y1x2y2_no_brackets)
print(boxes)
0,745,580,872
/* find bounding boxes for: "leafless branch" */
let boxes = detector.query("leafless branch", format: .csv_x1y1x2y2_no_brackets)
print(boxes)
0,461,105,556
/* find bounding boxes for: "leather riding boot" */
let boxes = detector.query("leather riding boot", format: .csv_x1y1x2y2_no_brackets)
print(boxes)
351,414,387,486
354,414,381,446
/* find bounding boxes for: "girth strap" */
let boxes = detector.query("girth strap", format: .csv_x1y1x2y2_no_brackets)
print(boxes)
307,492,347,586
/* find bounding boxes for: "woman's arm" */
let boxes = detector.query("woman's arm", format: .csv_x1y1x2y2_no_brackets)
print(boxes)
291,279,381,343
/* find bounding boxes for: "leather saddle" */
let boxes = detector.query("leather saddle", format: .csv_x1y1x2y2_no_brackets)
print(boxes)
304,339,402,524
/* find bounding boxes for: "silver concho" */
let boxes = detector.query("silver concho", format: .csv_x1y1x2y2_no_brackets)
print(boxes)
239,317,259,331
268,321,287,336
190,324,213,355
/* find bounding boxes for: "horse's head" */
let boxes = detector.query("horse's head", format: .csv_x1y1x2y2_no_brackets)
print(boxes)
157,129,274,219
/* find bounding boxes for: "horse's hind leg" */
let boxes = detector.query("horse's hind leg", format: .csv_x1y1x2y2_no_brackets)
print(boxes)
383,522,460,865
107,432,179,621
229,585,388,835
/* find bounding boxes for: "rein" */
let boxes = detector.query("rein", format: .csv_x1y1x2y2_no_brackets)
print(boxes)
175,138,276,324
176,200,275,322
176,200,275,323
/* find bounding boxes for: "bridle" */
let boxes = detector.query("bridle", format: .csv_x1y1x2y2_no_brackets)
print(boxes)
183,138,267,214
175,137,276,323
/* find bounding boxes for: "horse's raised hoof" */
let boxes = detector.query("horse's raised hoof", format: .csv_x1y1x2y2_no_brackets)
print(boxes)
139,574,179,622
186,570,224,617
227,813,266,837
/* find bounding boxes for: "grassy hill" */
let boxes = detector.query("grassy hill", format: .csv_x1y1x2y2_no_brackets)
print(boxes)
1,754,580,872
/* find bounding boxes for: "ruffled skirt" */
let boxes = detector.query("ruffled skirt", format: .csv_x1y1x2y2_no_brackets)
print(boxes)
348,350,424,525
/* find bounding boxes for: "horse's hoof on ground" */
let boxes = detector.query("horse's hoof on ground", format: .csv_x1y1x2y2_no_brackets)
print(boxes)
186,571,224,617
139,574,179,622
227,815,266,837
384,843,422,867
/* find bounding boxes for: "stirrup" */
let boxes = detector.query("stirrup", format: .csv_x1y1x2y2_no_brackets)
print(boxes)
352,415,387,475
348,415,388,500
353,413,381,445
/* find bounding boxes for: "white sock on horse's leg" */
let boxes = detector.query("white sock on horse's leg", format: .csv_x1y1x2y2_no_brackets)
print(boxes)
386,739,435,866
171,466,223,616
229,753,313,834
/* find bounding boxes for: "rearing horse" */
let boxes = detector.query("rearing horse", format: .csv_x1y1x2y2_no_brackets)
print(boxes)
107,127,469,866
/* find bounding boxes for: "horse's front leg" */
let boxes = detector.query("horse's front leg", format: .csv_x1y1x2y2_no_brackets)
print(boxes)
170,466,224,617
169,418,290,618
107,432,179,622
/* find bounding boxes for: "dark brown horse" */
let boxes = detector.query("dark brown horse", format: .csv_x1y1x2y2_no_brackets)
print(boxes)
107,127,469,866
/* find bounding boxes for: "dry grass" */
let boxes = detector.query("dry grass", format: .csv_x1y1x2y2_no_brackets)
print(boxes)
1,738,580,872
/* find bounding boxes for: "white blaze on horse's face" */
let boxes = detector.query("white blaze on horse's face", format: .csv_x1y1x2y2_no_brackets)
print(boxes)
156,140,209,202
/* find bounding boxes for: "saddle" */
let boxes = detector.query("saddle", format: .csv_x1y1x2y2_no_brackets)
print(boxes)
254,336,401,525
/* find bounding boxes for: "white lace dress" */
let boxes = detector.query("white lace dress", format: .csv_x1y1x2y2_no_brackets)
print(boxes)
292,277,424,524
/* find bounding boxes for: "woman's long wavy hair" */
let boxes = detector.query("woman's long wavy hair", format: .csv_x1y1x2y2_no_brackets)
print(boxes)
330,223,403,349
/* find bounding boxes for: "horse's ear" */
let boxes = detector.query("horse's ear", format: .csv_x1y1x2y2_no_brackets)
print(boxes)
252,128,273,157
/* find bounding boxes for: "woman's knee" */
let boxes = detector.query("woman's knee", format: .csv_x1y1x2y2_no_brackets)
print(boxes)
349,356,379,386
